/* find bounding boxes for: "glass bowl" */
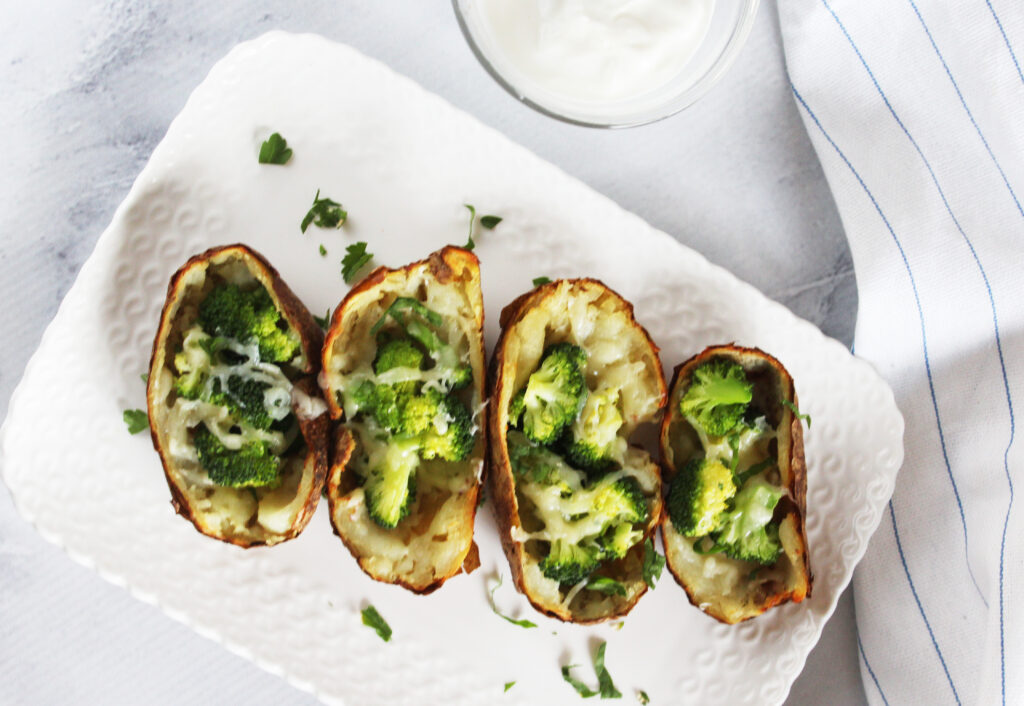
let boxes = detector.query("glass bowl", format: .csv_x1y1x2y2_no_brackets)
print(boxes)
453,0,760,128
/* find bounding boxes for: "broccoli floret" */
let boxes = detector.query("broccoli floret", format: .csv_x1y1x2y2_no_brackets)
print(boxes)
173,326,212,399
715,479,784,565
508,390,526,426
667,458,737,537
591,476,648,525
507,430,569,486
680,359,753,437
540,538,602,585
419,392,474,462
208,375,273,430
374,339,424,376
198,284,300,363
364,436,421,528
510,342,586,445
598,522,645,560
193,425,280,488
352,379,413,434
446,363,473,390
563,387,624,472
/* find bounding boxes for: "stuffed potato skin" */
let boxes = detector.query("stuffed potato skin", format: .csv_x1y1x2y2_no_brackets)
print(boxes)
147,244,328,547
488,279,666,623
321,247,485,594
660,344,811,624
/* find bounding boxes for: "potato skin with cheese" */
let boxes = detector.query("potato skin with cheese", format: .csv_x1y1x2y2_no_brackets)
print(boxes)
488,279,666,623
660,345,811,624
321,247,485,594
147,244,328,547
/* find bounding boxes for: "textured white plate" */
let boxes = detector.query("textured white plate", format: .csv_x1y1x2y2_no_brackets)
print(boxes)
0,32,902,706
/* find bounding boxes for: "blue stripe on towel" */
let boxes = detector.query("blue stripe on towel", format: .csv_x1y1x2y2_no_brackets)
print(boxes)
791,84,963,705
822,2,1019,698
821,0,988,606
985,0,1024,85
858,635,891,706
908,0,1024,220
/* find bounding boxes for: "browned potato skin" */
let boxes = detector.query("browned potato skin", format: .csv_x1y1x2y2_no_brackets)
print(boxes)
488,279,666,623
659,344,812,623
146,244,328,547
321,247,485,594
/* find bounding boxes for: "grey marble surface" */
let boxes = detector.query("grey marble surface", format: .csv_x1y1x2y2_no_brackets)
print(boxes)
0,2,862,704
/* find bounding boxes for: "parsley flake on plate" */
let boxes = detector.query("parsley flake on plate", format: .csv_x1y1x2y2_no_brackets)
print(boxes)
360,605,392,642
301,189,347,233
123,409,149,435
257,132,292,165
341,242,373,283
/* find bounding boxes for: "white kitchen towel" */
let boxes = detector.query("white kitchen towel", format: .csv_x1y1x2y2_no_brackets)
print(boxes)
777,1,1024,704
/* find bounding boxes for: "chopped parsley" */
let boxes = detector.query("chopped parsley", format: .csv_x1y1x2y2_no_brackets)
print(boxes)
463,204,476,250
782,399,812,428
561,642,621,699
123,409,149,435
504,681,516,693
257,132,292,165
641,537,666,590
341,242,373,283
360,605,392,642
532,276,552,287
586,576,627,597
637,690,650,704
301,189,347,233
140,373,149,384
319,243,327,257
481,214,503,229
488,574,537,629
313,308,331,330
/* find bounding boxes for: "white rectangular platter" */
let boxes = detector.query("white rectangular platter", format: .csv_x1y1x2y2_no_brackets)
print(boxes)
0,32,903,706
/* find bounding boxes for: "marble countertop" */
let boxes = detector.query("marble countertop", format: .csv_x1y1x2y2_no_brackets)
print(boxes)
0,2,862,704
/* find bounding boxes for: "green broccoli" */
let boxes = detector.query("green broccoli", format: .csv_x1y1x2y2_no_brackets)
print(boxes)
371,298,471,391
563,387,624,472
509,342,586,445
374,339,424,379
364,435,421,528
715,479,784,565
208,375,273,430
667,458,737,537
507,430,570,486
193,425,281,488
173,327,212,399
419,392,474,462
590,476,649,559
598,522,645,560
351,379,413,434
680,359,753,437
540,538,602,585
198,283,300,363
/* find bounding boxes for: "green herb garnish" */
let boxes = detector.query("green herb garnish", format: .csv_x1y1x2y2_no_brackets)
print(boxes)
532,276,552,287
488,574,537,629
641,537,665,590
341,242,373,283
360,605,392,642
782,399,811,428
313,309,331,330
586,576,627,597
561,664,598,698
736,458,774,487
140,373,149,384
481,215,503,229
637,690,650,704
560,642,622,700
123,409,149,435
504,682,516,693
301,189,347,233
319,244,327,257
258,132,292,165
463,204,476,250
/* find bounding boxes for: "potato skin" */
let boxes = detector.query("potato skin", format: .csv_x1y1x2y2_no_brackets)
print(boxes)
488,279,666,623
659,344,812,624
147,244,328,547
321,246,485,594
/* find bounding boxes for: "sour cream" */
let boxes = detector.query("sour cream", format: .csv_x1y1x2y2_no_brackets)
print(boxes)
467,0,716,106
